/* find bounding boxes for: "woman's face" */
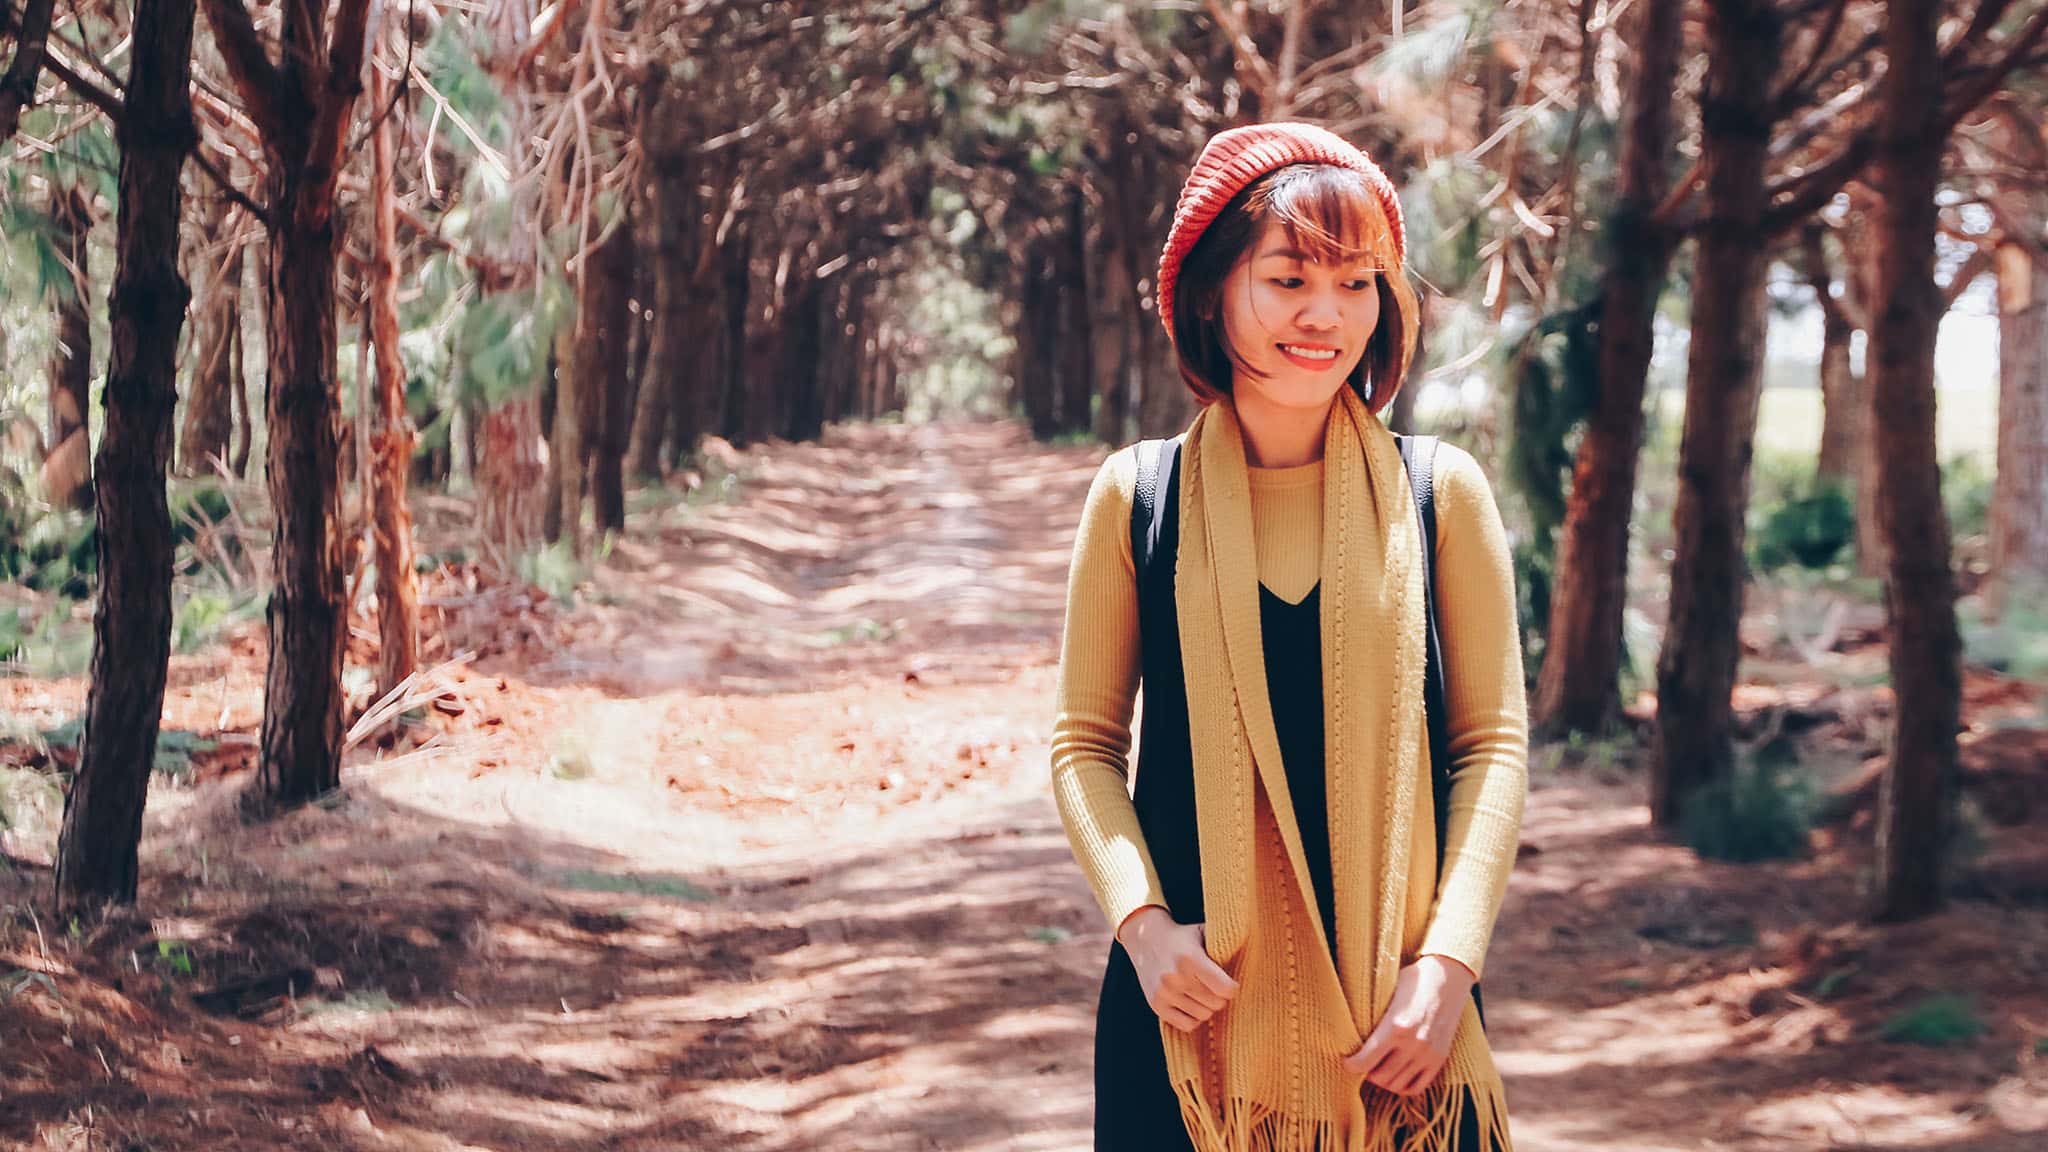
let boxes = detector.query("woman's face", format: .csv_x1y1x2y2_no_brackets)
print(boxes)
1217,222,1382,413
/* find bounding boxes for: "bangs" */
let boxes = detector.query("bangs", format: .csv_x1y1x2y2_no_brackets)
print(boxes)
1247,165,1397,270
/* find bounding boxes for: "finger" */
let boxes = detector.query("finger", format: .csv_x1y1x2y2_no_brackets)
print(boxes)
1159,1005,1202,1033
1171,976,1228,1013
1189,954,1241,999
1370,1056,1415,1095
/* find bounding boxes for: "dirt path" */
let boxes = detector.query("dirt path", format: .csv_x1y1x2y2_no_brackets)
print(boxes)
3,420,2045,1151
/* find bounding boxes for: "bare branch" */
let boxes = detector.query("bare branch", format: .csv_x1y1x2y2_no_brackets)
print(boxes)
0,0,58,141
198,0,282,141
1943,1,2048,130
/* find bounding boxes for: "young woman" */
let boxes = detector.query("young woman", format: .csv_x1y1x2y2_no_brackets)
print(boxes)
1051,122,1528,1152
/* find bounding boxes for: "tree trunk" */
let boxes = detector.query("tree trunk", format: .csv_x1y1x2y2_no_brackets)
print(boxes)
1870,0,1962,922
585,218,637,534
628,163,686,479
1802,224,1861,484
1019,236,1060,439
179,190,245,477
43,181,94,511
782,275,826,442
1532,0,1684,737
54,0,195,915
1057,186,1095,437
1091,221,1132,445
718,221,752,446
366,51,418,698
1650,0,1779,828
1992,241,2048,608
230,241,256,478
543,315,582,552
1986,102,2048,613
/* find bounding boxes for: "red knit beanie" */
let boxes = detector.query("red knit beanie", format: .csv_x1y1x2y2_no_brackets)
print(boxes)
1155,121,1407,346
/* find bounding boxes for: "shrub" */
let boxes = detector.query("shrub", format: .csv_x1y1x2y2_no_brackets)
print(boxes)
1750,478,1854,571
1682,745,1816,862
1879,993,1985,1047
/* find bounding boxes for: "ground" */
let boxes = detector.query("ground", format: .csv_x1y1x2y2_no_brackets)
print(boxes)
2,420,2045,1151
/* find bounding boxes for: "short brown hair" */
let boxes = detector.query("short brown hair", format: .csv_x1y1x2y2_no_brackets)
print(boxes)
1169,164,1420,412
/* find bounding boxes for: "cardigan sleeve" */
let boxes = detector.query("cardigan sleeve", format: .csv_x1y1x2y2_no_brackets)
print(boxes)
1050,446,1172,934
1414,443,1530,981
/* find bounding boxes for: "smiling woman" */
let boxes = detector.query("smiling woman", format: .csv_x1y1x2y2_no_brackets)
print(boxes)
1161,152,1420,442
1051,122,1526,1152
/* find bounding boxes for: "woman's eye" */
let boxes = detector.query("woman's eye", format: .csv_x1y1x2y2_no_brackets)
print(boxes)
1346,280,1372,291
1271,278,1304,289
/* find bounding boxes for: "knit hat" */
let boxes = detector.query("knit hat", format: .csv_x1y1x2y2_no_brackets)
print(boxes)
1156,121,1407,352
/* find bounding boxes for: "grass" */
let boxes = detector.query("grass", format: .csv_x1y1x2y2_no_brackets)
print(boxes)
544,867,714,902
1650,384,1998,466
1879,993,1987,1047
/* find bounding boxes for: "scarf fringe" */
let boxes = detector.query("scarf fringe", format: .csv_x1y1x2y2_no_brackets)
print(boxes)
1168,1021,1515,1152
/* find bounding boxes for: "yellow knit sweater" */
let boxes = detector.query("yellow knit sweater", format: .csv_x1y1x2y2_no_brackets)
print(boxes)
1051,440,1527,982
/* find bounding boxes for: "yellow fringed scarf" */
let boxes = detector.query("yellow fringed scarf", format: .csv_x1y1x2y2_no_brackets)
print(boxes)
1164,387,1513,1152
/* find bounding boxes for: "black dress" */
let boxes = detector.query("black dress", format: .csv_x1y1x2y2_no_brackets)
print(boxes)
1092,582,1490,1150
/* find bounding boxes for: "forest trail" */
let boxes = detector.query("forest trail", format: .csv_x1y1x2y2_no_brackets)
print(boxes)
4,421,2045,1151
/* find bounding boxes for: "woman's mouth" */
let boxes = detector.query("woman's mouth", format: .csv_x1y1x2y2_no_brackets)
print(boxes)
1277,343,1341,370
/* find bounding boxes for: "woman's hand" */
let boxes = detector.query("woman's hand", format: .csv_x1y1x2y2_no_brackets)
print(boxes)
1117,906,1240,1033
1343,955,1475,1096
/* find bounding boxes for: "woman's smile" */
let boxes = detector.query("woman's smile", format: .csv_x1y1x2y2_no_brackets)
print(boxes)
1277,342,1343,370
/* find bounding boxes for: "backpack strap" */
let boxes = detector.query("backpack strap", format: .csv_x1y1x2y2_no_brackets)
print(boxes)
1130,435,1184,615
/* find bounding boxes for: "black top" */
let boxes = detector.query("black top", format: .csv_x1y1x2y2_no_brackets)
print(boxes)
1260,581,1339,966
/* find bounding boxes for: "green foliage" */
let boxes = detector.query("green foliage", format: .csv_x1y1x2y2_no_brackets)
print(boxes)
0,605,92,677
172,590,262,654
1750,477,1854,571
546,868,713,902
1942,452,1995,540
1879,993,1985,1047
154,939,196,978
1502,296,1603,670
455,277,572,408
1960,596,2048,680
516,540,586,606
1681,744,1816,863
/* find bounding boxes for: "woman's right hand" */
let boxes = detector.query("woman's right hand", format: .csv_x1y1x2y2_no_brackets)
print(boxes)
1117,906,1240,1032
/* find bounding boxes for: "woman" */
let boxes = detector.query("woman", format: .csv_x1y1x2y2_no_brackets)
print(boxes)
1050,122,1528,1152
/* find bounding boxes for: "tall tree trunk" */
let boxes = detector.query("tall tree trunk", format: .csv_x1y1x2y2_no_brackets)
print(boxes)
1988,104,2048,613
1532,0,1683,737
1091,222,1132,444
180,191,245,476
584,217,637,534
1992,240,2048,609
544,316,582,552
1870,0,1961,922
230,240,256,478
54,0,195,914
1056,187,1094,437
43,181,94,511
628,163,685,479
1650,0,1779,828
1802,224,1862,484
718,221,752,446
259,160,349,805
366,50,417,698
782,275,826,443
1020,237,1060,440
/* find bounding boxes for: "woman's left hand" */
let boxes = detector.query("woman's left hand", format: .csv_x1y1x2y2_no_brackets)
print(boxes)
1342,954,1475,1096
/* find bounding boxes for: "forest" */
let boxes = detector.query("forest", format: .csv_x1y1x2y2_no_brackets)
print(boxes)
1,0,2046,1148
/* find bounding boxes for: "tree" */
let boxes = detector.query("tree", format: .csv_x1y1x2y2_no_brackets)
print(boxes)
178,185,246,477
200,0,374,807
365,41,418,698
1650,0,1785,826
1531,0,1684,737
53,0,196,914
1868,0,1964,922
41,179,94,510
1987,99,2048,612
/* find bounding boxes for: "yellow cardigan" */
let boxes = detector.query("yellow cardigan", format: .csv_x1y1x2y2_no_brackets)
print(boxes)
1051,443,1528,980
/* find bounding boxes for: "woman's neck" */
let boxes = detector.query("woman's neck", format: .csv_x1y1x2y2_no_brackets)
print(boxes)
1232,391,1333,468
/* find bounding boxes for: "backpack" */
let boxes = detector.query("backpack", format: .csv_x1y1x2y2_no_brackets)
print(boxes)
1130,433,1484,1022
